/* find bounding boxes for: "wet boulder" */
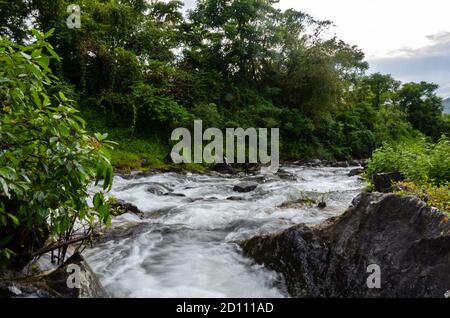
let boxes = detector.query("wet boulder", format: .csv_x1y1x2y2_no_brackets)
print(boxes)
233,182,258,193
276,169,298,181
109,199,144,218
0,253,108,298
331,161,349,168
163,192,186,197
348,160,362,167
241,175,269,183
317,200,326,209
97,220,148,244
241,192,450,298
227,196,245,201
243,160,261,174
279,197,318,209
212,163,235,175
146,183,173,195
348,168,364,177
305,159,322,167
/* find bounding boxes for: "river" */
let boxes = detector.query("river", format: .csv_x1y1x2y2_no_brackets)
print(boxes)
83,165,364,297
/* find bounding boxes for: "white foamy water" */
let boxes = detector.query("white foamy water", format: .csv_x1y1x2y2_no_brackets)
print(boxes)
83,165,364,298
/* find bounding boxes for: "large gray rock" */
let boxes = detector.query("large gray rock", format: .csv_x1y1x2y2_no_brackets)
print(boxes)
241,193,450,298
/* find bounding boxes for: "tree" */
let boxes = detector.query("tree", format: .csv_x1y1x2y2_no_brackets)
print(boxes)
358,73,400,109
397,82,443,139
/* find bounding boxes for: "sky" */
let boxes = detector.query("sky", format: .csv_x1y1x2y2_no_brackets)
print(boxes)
182,0,450,97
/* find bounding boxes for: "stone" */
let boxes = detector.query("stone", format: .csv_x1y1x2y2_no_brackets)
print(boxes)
317,201,326,209
348,160,362,167
279,197,317,209
348,168,364,177
276,169,298,181
227,196,245,201
372,171,404,193
331,161,349,168
145,183,173,195
241,193,450,298
0,253,108,298
212,163,235,175
233,182,258,193
97,221,148,244
163,192,186,197
109,199,144,218
305,159,322,167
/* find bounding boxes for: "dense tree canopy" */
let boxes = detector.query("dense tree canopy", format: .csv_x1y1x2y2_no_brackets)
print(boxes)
0,0,448,160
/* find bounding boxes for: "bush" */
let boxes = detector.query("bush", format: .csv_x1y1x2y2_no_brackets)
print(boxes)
366,136,450,186
0,31,113,267
132,83,191,134
366,136,450,213
395,181,449,214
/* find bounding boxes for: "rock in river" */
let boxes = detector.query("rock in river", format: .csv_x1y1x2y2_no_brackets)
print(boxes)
233,182,258,193
348,168,364,177
0,253,108,298
241,192,450,298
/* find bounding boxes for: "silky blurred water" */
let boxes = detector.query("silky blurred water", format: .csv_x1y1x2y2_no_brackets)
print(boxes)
84,165,364,298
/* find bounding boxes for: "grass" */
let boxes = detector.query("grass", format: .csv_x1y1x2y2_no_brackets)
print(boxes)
104,130,209,174
78,106,208,174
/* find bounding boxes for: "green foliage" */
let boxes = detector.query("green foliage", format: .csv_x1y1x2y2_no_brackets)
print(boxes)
3,0,449,165
366,136,450,186
397,82,444,139
394,181,449,214
366,136,449,213
192,103,222,128
132,83,191,133
0,31,113,266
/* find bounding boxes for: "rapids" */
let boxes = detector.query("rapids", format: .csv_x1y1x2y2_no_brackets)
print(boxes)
83,165,364,298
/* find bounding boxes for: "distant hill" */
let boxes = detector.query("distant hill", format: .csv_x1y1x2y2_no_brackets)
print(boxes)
444,98,450,114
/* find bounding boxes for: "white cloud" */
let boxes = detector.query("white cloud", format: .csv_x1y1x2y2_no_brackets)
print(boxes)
369,31,450,96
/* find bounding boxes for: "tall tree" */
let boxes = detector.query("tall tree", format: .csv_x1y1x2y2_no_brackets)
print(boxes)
397,82,443,139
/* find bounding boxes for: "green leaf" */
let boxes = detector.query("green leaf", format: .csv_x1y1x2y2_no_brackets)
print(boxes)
20,52,31,60
58,91,67,102
93,192,104,209
7,213,19,226
103,165,113,191
0,177,10,199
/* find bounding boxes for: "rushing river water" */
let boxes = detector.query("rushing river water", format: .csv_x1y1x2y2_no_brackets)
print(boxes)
83,165,364,298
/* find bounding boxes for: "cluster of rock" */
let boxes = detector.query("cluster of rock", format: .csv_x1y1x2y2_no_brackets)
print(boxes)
241,192,450,298
293,159,369,168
